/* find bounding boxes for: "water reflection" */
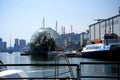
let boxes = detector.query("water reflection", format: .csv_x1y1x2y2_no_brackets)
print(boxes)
0,52,120,80
81,63,120,80
30,55,56,62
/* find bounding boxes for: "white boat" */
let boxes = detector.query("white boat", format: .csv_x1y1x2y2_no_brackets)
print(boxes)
0,60,28,80
81,33,120,60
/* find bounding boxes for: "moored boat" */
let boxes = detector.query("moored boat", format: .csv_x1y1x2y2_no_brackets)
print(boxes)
81,33,120,60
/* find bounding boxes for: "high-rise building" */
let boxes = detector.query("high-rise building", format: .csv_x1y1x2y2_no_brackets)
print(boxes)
0,38,2,52
14,38,19,52
2,42,7,51
14,38,19,47
20,39,26,48
14,38,27,51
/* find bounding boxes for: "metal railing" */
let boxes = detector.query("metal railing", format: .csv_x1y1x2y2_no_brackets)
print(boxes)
80,62,120,80
0,63,80,80
1,61,120,80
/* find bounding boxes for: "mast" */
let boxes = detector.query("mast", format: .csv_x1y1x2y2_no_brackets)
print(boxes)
10,33,11,49
8,33,13,54
71,25,73,42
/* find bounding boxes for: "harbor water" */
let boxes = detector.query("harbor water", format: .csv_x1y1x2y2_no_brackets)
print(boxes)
0,52,119,80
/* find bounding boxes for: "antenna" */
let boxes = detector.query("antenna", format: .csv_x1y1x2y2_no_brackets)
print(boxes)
43,17,45,28
55,21,58,32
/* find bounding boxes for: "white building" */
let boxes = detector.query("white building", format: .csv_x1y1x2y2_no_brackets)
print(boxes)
89,8,120,43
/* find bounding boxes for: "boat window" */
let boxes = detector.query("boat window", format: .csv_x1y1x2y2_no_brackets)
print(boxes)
110,45,120,50
86,46,101,50
104,33,118,39
103,39,119,44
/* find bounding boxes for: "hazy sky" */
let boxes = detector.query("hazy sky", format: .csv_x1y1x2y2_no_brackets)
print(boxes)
0,0,120,47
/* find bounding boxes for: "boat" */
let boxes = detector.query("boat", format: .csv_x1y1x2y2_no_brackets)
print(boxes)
0,60,28,79
20,50,30,56
64,50,80,57
8,48,13,54
81,33,120,60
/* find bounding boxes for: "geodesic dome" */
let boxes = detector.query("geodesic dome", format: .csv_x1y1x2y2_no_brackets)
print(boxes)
30,27,60,44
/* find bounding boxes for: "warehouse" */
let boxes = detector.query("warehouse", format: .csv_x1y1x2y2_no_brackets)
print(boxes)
89,8,120,43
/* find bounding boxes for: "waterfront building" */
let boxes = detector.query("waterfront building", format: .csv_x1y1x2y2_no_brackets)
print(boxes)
14,38,20,52
89,8,120,43
60,33,80,50
0,38,2,52
20,39,26,48
14,38,28,52
2,42,7,52
14,38,19,47
0,38,7,52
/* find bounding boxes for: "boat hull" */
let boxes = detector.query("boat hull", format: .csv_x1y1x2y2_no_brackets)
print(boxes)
82,49,120,60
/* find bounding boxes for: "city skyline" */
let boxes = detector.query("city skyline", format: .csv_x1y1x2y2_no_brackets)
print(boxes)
0,0,120,46
0,37,27,47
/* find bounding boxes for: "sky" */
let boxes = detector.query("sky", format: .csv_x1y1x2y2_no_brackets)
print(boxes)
0,0,120,47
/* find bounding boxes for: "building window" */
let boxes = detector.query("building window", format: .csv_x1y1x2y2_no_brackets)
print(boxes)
108,21,111,26
114,19,119,25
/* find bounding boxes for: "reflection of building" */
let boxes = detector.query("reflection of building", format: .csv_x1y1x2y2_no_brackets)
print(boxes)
89,9,120,43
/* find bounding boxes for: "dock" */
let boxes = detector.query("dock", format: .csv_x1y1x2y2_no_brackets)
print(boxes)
64,52,82,57
20,50,82,57
56,51,82,57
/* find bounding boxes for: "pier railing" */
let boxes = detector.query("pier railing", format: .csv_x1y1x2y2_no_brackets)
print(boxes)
1,62,120,80
0,63,80,80
80,62,120,80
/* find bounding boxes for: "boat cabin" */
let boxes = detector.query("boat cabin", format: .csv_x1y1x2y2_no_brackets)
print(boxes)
81,44,110,52
91,33,119,45
82,33,119,52
103,33,119,45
